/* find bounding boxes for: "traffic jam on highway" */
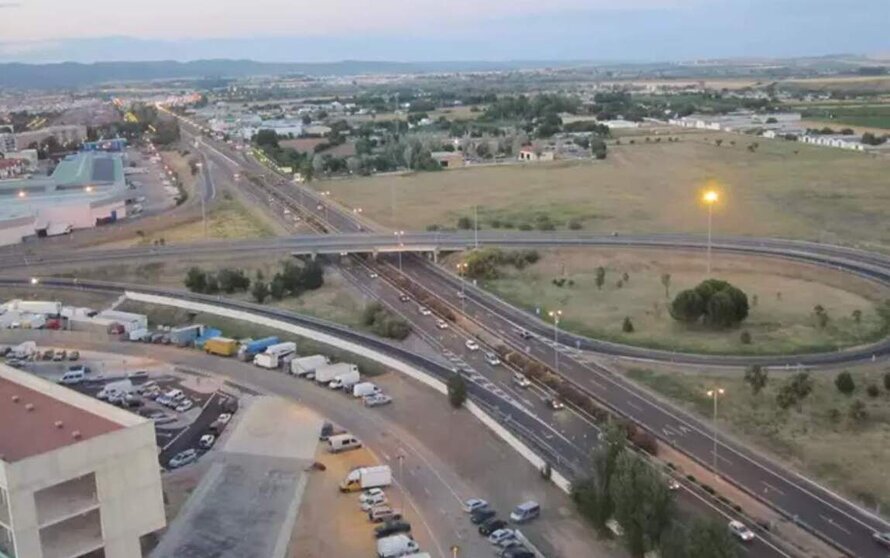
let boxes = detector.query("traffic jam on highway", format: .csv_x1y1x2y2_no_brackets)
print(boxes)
78,112,889,558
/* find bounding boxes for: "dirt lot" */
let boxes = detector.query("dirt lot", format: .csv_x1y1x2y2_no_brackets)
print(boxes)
621,360,890,513
318,131,890,250
458,247,890,354
0,286,119,310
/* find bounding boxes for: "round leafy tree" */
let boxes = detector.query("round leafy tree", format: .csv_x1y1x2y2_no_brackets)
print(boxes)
670,279,749,328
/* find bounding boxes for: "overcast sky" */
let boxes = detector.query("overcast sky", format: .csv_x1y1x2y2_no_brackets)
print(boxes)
1,0,888,63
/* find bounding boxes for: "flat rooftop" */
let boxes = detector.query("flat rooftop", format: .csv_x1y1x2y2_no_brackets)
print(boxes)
0,364,139,464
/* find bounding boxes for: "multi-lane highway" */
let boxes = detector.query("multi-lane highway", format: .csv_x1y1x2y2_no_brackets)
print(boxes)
7,113,889,557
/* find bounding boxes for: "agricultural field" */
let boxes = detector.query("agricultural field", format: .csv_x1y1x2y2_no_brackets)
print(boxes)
623,361,890,512
800,104,890,130
455,247,890,355
317,132,890,251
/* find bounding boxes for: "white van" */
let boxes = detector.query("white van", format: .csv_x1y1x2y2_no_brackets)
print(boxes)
328,433,362,453
59,370,85,385
352,382,381,398
509,500,541,523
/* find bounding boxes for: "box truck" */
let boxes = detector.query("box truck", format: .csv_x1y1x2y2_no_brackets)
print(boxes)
315,362,358,385
328,369,361,390
339,465,392,492
128,327,150,341
352,382,382,398
204,337,238,357
168,324,205,346
265,341,297,358
290,355,330,377
238,336,280,361
254,352,284,369
377,535,419,558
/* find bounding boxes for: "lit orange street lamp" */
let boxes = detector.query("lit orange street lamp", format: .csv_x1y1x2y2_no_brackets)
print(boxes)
706,387,726,477
702,189,720,274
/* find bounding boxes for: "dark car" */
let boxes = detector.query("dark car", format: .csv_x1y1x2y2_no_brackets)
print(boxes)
374,520,412,539
479,517,507,536
470,507,497,525
499,548,533,558
219,396,239,414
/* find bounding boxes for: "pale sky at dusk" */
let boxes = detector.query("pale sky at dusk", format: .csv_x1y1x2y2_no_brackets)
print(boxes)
0,0,887,62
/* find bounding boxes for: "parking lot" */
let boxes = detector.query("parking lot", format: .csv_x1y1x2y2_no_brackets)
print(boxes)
125,147,181,217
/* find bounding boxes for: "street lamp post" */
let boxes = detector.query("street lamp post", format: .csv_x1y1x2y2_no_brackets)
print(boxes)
548,310,562,374
394,230,405,273
706,387,725,477
474,204,479,249
456,262,468,313
702,190,719,275
397,453,406,520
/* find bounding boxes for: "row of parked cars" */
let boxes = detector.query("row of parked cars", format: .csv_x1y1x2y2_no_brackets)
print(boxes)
166,404,237,470
463,498,541,558
356,487,428,558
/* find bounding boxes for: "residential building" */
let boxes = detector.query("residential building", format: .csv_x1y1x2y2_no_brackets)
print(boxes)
0,126,15,155
0,159,27,179
518,148,555,162
0,364,165,558
799,134,865,151
16,125,87,149
431,151,465,169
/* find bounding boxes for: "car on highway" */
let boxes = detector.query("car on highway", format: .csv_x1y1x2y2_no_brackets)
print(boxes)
364,393,393,407
398,293,411,303
435,319,449,330
512,373,531,388
463,498,488,513
484,352,501,366
198,434,216,449
418,306,432,316
667,478,681,491
168,449,198,469
546,398,565,411
456,290,465,299
728,520,755,542
368,271,379,279
470,507,497,525
517,329,532,339
873,532,890,548
374,520,411,539
488,528,517,545
479,517,507,536
465,339,480,351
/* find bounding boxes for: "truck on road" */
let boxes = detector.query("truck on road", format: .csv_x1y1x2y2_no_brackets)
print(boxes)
339,465,392,492
376,534,419,558
328,369,360,390
237,336,280,361
315,362,358,385
204,337,238,357
290,354,329,377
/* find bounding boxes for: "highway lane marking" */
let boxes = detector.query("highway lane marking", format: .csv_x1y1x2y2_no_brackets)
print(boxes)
820,514,853,535
626,399,643,411
761,481,786,496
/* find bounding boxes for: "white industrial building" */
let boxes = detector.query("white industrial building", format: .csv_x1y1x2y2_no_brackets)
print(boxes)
0,364,165,558
799,134,865,151
0,152,130,247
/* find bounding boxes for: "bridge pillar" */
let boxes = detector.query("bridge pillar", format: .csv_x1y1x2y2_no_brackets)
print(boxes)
432,248,439,264
310,250,317,261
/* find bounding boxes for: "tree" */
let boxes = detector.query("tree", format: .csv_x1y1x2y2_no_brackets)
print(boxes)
867,384,880,398
457,216,473,230
715,139,723,147
884,371,890,392
659,522,690,558
670,279,748,328
251,280,270,303
204,274,219,294
852,309,862,325
217,268,250,293
622,317,635,333
778,372,813,410
835,371,856,395
590,137,608,160
740,330,752,344
685,519,740,558
744,365,768,395
610,452,674,557
184,267,208,293
447,373,467,408
660,273,671,298
269,275,287,300
849,399,868,424
595,266,606,290
572,424,626,534
670,289,705,323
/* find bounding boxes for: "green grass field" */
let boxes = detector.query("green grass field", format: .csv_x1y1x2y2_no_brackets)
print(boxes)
460,248,889,355
625,364,890,511
801,105,890,130
318,132,890,251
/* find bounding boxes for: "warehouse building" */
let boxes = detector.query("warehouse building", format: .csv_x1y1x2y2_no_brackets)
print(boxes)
0,151,130,246
0,364,165,558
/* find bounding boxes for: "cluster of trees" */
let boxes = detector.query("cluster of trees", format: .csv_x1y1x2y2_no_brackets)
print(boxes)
447,373,468,408
184,261,324,304
184,267,250,295
462,248,540,280
254,129,314,179
361,302,411,340
861,132,888,146
670,279,749,329
572,425,739,558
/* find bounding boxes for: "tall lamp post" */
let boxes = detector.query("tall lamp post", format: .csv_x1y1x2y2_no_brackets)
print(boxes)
706,387,725,478
548,310,562,374
456,262,468,313
394,230,405,273
702,189,719,274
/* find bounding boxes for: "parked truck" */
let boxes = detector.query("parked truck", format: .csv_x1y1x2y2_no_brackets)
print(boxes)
237,336,280,361
168,324,205,346
254,352,285,369
289,354,330,377
340,465,392,493
204,337,238,357
376,535,419,558
128,327,150,342
265,341,297,358
9,341,37,359
328,369,360,390
315,362,358,385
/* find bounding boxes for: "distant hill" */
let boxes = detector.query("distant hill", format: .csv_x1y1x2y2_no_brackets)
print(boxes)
0,59,584,89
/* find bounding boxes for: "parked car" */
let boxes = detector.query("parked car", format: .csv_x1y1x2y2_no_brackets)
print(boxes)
41,349,55,360
465,339,480,351
374,520,411,539
471,507,497,525
364,394,393,407
52,350,67,361
499,547,534,558
120,394,143,408
488,528,517,545
68,350,80,361
216,413,233,424
484,352,500,366
728,520,755,542
368,504,402,523
512,373,531,388
175,399,194,412
199,434,216,449
128,370,148,380
168,449,198,469
479,518,507,536
509,501,540,523
463,498,488,513
360,492,388,511
138,380,159,394
359,488,386,505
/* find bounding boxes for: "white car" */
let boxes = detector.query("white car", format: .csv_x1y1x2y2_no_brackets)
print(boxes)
216,413,233,424
175,400,194,412
465,339,480,351
456,291,466,300
512,373,531,388
359,488,385,504
484,352,501,366
728,520,755,542
462,498,488,513
435,319,449,330
488,528,516,545
198,434,216,449
361,493,388,511
418,307,432,316
368,272,379,279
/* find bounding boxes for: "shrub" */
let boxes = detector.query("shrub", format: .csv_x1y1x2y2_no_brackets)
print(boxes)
447,374,467,408
740,330,752,344
867,384,880,398
670,279,749,328
835,371,855,395
622,317,635,333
